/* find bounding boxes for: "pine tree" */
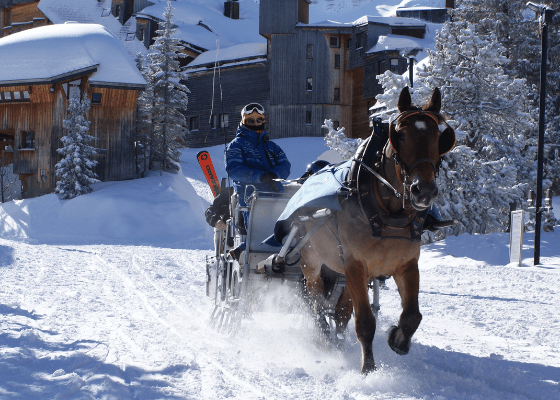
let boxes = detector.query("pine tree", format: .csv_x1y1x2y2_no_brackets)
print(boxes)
413,19,539,234
55,96,99,199
145,1,189,174
135,52,154,176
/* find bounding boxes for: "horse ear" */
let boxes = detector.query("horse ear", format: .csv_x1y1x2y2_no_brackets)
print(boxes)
389,119,400,153
425,87,442,114
439,125,456,156
397,87,412,112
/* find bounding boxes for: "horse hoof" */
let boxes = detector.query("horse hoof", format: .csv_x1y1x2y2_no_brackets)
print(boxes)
361,361,377,375
387,325,411,355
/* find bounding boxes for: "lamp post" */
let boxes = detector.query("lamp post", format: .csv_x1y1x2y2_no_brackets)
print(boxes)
526,2,557,265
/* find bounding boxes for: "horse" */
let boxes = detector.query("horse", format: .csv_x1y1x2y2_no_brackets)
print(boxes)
298,86,456,374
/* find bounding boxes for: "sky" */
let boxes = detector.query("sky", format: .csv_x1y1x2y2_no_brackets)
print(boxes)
0,138,559,399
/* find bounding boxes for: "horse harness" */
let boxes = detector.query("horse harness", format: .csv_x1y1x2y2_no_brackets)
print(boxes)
345,110,449,242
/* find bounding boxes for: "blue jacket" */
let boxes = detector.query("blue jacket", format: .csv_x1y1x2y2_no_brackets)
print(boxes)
225,125,291,196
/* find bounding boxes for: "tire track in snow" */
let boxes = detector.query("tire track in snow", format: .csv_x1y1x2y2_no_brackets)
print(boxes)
95,250,293,399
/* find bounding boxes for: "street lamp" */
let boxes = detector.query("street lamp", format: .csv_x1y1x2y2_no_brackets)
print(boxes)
526,2,557,265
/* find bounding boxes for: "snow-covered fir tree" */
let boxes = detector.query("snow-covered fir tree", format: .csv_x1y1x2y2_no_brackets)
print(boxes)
55,96,99,199
145,1,189,174
135,52,154,176
454,1,560,195
413,18,554,234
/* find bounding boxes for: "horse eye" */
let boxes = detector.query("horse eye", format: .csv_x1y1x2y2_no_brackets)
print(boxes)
399,133,405,141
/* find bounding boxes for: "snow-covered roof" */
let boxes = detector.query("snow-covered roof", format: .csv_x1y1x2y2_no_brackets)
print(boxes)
0,23,146,88
38,0,147,57
301,15,425,29
367,34,423,54
186,42,267,69
137,0,265,51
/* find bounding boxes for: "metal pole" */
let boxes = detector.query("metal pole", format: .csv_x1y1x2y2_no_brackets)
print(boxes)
408,57,415,88
534,11,550,266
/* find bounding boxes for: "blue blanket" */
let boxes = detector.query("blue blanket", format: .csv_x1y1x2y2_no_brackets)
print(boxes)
270,160,351,244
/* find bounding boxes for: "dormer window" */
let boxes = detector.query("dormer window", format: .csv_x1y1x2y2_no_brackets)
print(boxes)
330,36,340,48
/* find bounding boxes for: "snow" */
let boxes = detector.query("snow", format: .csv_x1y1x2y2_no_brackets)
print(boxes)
186,42,267,68
38,0,147,58
367,34,424,54
138,0,265,51
1,137,559,399
0,23,145,88
309,0,447,23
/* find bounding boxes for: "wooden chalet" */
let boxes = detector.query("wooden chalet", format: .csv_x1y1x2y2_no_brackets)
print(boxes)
0,0,49,37
0,22,146,199
396,0,455,23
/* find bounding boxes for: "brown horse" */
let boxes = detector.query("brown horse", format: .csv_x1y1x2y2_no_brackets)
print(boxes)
299,87,456,374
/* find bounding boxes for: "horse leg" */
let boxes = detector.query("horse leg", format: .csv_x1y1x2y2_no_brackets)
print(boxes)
333,285,352,347
388,259,422,355
345,261,376,374
301,267,331,335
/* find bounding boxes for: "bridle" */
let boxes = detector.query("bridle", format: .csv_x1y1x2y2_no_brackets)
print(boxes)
353,110,445,210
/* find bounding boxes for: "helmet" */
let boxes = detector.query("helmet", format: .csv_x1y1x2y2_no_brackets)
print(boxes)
241,103,265,131
300,160,330,180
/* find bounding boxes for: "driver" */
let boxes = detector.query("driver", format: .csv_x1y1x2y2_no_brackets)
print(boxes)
225,102,291,220
225,103,291,261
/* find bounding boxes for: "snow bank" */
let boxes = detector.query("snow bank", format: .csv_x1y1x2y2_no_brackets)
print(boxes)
0,169,211,248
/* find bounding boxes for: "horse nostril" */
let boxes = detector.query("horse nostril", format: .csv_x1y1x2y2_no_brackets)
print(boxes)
411,180,437,202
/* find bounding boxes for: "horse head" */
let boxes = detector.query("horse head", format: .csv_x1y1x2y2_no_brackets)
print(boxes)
387,87,456,211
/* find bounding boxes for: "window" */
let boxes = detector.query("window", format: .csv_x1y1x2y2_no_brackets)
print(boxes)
210,114,218,129
355,32,365,49
189,116,199,131
347,38,351,48
334,88,340,102
334,54,340,69
20,131,35,149
92,93,102,104
0,91,30,102
307,44,313,59
306,111,312,125
306,77,313,92
69,80,81,100
378,60,387,74
390,58,400,73
330,36,340,48
62,83,69,98
220,114,229,129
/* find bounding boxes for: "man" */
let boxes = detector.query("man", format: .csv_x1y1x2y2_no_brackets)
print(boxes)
225,103,291,260
225,103,291,216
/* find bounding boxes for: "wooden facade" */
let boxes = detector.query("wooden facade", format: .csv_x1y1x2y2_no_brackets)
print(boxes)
0,77,140,198
184,61,270,148
0,0,48,37
184,0,426,146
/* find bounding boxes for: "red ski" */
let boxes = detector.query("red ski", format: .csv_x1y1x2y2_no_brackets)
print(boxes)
197,150,220,197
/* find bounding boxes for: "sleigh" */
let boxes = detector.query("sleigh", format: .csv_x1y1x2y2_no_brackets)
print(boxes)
205,180,382,338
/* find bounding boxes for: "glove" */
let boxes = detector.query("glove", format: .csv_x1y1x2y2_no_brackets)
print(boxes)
215,220,227,231
260,172,278,183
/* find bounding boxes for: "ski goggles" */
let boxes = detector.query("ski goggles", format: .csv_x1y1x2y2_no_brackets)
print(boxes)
241,103,265,115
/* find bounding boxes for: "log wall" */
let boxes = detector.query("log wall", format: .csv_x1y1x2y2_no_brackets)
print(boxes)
0,78,138,198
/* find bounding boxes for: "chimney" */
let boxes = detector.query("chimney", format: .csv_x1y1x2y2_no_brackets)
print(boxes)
224,1,239,20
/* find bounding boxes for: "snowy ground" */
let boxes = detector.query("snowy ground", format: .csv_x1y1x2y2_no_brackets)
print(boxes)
1,138,560,399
